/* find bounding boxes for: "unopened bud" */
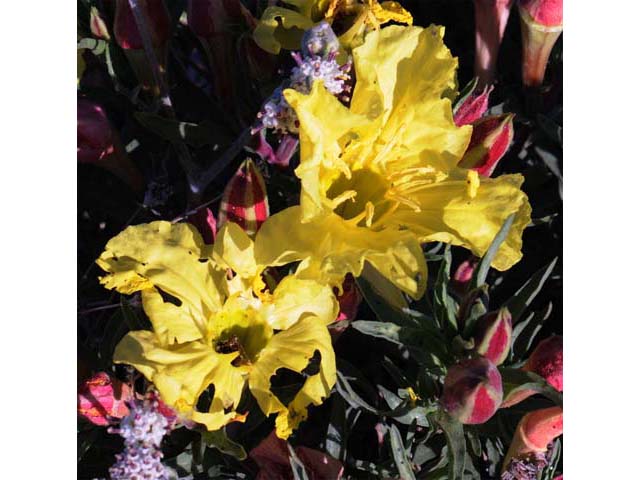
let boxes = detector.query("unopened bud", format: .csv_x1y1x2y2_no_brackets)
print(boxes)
454,85,493,127
301,22,340,58
442,357,503,424
474,307,513,365
473,0,515,88
518,0,563,87
218,158,270,237
502,406,563,474
458,113,515,177
523,335,562,391
90,7,111,41
78,372,132,426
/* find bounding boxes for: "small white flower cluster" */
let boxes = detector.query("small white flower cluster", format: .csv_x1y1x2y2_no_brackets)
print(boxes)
255,22,351,135
108,398,170,480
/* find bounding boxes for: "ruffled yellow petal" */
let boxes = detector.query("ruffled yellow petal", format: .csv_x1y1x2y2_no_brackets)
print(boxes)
113,330,247,431
371,1,413,26
284,82,371,220
141,289,203,345
96,221,225,331
255,206,427,298
349,25,470,174
253,6,314,54
262,275,339,330
248,316,336,438
390,173,531,270
212,221,259,280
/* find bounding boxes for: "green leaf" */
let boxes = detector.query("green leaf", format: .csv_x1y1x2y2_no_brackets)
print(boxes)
134,113,226,148
288,443,310,480
388,423,416,480
201,429,247,460
378,386,431,427
472,214,515,289
433,246,458,335
434,411,466,480
326,396,347,461
500,368,563,407
77,37,107,55
351,320,403,344
511,302,553,360
356,264,415,327
504,258,558,324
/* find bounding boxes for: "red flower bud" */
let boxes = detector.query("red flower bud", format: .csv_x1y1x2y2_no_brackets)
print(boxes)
77,99,144,192
78,372,132,426
442,357,503,425
218,158,270,236
523,335,563,391
453,85,493,127
187,206,217,244
458,113,514,177
473,0,515,88
114,0,170,50
474,307,513,366
518,0,563,87
114,0,171,95
502,406,563,473
336,274,362,323
90,7,111,41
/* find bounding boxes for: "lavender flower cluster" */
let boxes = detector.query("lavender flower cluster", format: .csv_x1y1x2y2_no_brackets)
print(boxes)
255,22,352,135
108,398,171,480
501,450,550,480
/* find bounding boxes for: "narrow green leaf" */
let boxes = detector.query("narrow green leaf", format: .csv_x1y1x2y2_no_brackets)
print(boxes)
388,423,417,480
326,396,346,461
288,444,310,480
134,113,222,148
511,302,553,360
472,214,515,289
500,368,563,407
433,246,458,335
505,258,558,323
351,320,402,344
434,411,466,480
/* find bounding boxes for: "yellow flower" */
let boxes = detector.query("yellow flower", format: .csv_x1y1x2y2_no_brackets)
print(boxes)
96,221,338,438
255,25,531,299
253,0,412,54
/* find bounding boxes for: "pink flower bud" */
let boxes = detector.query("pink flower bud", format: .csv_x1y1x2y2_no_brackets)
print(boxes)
523,335,563,391
502,406,563,473
519,0,562,27
473,0,515,88
453,85,493,127
218,158,270,236
501,335,562,408
458,113,515,177
442,357,503,425
77,99,115,164
518,0,563,87
474,307,513,366
78,99,144,192
90,7,111,41
452,256,478,294
78,372,132,426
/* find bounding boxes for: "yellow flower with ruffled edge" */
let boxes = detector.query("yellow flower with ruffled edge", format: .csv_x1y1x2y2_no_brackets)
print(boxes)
96,220,338,439
255,25,531,299
253,0,412,54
